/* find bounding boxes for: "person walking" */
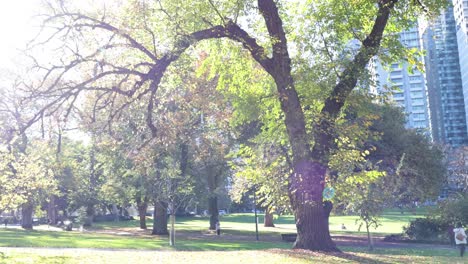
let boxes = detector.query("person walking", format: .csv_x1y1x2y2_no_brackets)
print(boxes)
215,220,221,236
454,222,467,257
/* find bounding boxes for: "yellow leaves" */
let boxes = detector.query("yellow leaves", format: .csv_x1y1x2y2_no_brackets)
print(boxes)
362,149,370,157
343,170,385,185
0,147,58,212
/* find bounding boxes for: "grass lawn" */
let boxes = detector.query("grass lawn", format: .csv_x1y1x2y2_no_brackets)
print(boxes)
91,207,426,237
1,207,449,264
0,246,466,264
0,228,291,251
329,208,427,235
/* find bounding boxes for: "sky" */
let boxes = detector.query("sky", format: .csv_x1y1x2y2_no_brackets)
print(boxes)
0,1,41,68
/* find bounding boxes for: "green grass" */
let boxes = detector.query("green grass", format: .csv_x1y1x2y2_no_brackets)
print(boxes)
92,208,424,237
0,208,429,253
0,228,291,251
329,208,427,235
0,250,314,264
0,228,165,249
1,208,452,264
1,246,466,264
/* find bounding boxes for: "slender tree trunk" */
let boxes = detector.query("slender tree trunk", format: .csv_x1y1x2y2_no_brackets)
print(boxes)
47,195,58,225
136,197,148,229
264,207,275,227
169,201,176,246
84,205,94,227
152,201,168,235
21,202,34,229
169,214,176,245
366,222,373,251
208,196,218,230
112,204,119,222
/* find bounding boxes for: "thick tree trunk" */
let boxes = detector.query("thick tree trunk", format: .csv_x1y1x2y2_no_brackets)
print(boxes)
208,196,218,230
21,203,34,229
136,197,148,229
274,77,337,250
47,195,58,225
264,207,275,227
152,201,168,235
289,161,338,251
323,201,333,227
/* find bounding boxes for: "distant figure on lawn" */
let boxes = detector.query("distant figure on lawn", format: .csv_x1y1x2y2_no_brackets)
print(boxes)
3,218,7,227
215,220,221,236
454,222,467,257
341,223,346,230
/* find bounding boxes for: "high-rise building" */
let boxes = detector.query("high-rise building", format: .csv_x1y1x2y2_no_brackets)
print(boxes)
422,7,468,147
374,27,432,131
371,6,468,147
453,0,468,133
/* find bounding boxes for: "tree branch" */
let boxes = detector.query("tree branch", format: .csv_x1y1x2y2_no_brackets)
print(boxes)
258,0,290,73
312,0,399,162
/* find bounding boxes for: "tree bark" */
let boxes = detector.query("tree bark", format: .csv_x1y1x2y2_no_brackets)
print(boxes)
323,201,333,227
47,195,58,225
288,161,337,251
366,222,374,251
136,196,148,229
112,204,120,222
264,207,275,227
84,204,94,227
152,201,168,235
208,196,219,230
21,202,34,229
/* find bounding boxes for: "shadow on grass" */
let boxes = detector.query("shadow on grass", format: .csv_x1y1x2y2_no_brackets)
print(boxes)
341,246,455,258
267,249,391,264
325,251,391,264
173,239,292,251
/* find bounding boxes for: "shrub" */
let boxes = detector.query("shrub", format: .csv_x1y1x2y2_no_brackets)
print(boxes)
404,218,450,242
433,196,468,225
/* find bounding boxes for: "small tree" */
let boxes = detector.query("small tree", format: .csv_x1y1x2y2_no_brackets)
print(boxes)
334,169,385,251
354,185,385,251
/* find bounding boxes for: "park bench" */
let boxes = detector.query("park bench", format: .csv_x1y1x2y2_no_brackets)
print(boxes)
281,233,297,242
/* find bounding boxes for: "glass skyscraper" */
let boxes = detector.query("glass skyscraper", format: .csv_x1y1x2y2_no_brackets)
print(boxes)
422,7,468,147
373,27,431,131
370,5,468,147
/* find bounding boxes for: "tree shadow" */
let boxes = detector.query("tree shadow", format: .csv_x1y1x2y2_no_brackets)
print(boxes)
323,251,391,264
267,249,392,264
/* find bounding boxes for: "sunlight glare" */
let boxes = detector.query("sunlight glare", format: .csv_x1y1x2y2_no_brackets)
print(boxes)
0,0,40,67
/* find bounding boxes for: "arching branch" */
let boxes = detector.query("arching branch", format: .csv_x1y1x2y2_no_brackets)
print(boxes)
312,0,399,162
26,8,274,142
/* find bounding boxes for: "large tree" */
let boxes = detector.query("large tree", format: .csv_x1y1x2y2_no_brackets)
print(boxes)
26,0,444,251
